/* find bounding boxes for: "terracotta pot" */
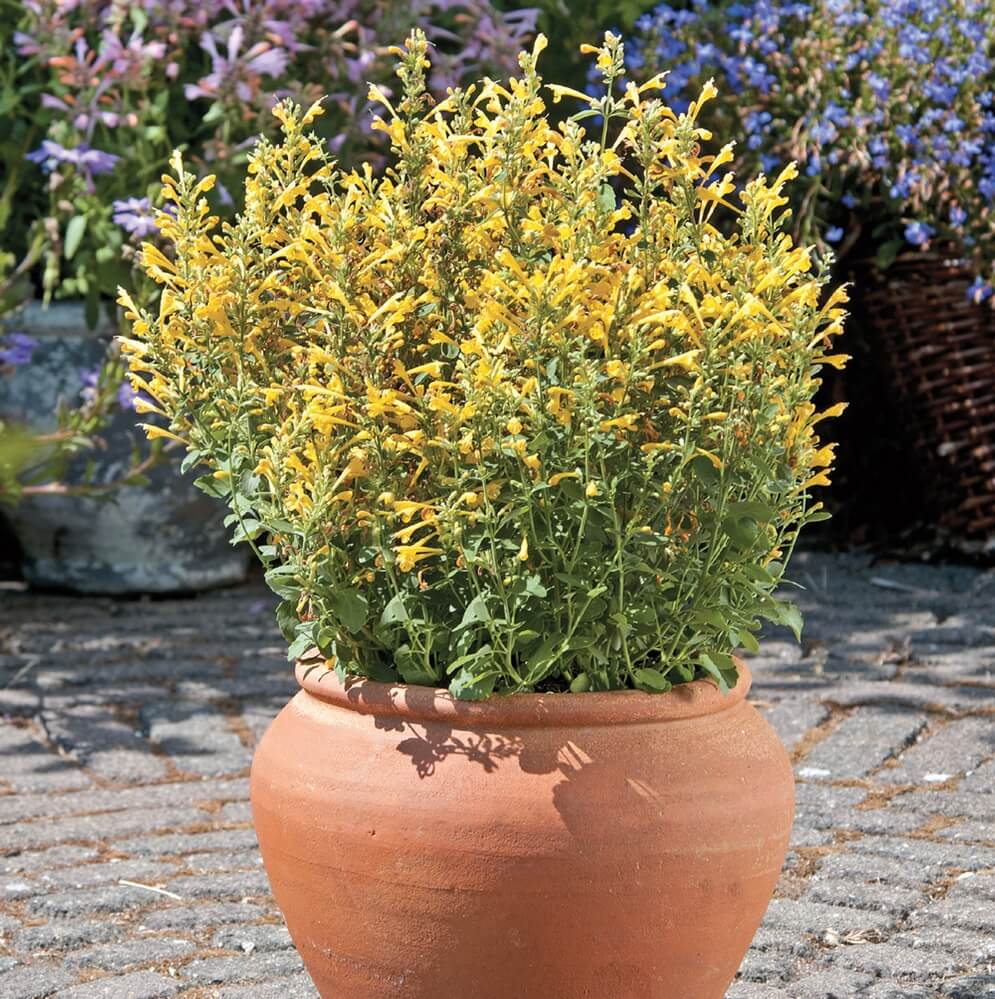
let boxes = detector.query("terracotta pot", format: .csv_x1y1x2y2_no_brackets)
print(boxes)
251,660,794,999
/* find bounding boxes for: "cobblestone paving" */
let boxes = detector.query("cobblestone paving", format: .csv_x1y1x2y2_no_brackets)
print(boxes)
0,549,992,999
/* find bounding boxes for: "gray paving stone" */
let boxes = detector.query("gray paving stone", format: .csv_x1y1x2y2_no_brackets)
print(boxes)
210,923,293,953
892,787,995,823
51,971,180,998
165,870,271,901
1,846,99,873
66,937,195,971
851,834,995,873
824,680,993,713
757,699,830,752
0,962,74,998
725,984,785,999
797,706,928,780
118,827,258,858
13,920,124,953
942,978,995,999
179,951,304,984
215,974,319,999
829,941,968,977
880,716,994,785
26,883,175,918
0,777,248,825
784,968,875,998
0,806,209,852
182,849,261,874
42,705,167,784
962,758,995,794
142,702,250,777
0,724,91,793
763,899,895,934
138,901,266,930
36,858,179,891
805,877,924,915
892,924,995,962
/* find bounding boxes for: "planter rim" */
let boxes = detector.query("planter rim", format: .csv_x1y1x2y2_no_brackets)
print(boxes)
295,656,751,728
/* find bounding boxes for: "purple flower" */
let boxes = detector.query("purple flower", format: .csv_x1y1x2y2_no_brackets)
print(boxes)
0,333,38,367
26,141,120,177
117,380,138,410
949,204,967,226
112,197,159,238
904,221,934,246
825,226,844,244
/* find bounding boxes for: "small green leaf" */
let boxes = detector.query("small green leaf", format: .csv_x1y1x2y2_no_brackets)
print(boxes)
569,673,591,693
450,667,496,701
524,575,547,598
456,593,491,631
332,589,368,634
380,593,410,626
633,667,672,693
64,215,87,260
699,652,738,693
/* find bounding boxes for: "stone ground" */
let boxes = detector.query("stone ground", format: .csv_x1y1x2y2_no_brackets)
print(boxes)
0,549,992,999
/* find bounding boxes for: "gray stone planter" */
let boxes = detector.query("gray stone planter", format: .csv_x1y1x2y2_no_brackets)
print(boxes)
0,301,250,593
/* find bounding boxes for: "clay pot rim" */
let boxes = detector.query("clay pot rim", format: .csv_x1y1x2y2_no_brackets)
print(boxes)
295,657,751,728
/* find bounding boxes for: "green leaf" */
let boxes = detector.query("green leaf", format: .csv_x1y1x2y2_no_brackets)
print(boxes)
722,514,760,548
456,593,491,631
64,215,87,260
726,500,774,522
569,673,591,693
597,182,617,212
193,473,228,499
737,629,761,654
332,589,368,634
633,667,672,693
180,449,202,474
875,238,903,270
524,575,547,598
265,565,301,601
769,599,804,641
699,652,738,693
286,630,316,662
691,454,721,489
450,667,496,701
380,593,410,626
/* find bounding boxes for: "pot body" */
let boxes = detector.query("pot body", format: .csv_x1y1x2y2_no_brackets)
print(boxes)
0,302,249,593
251,662,794,999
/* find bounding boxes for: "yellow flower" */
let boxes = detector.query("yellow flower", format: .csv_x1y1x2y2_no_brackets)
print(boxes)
396,542,444,572
585,481,600,498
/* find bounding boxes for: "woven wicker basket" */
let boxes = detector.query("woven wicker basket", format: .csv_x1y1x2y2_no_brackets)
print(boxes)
856,253,995,544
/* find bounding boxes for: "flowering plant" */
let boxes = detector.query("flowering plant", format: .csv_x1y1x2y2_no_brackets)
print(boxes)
10,0,536,320
120,32,846,697
628,0,995,299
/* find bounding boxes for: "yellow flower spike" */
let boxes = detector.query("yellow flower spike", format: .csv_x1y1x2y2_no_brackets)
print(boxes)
548,471,581,486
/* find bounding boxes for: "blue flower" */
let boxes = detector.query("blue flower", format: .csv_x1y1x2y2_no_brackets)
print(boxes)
949,204,967,226
904,221,935,246
968,276,993,303
825,226,844,244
